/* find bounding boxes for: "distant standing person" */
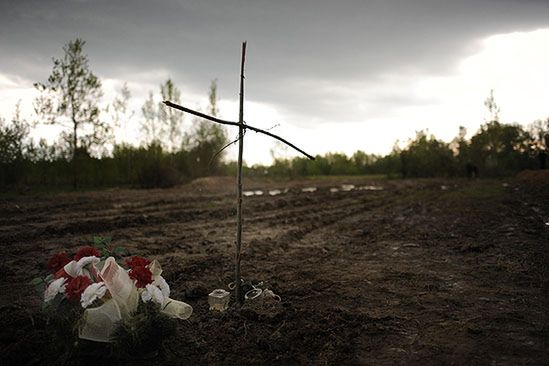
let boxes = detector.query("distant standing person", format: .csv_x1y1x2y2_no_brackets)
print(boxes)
466,162,478,178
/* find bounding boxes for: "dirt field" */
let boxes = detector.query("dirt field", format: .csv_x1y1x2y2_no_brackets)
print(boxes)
1,175,548,365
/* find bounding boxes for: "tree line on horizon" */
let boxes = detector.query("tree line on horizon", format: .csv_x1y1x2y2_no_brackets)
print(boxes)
250,118,547,180
0,39,548,190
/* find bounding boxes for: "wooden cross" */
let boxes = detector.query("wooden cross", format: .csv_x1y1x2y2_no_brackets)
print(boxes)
163,42,314,305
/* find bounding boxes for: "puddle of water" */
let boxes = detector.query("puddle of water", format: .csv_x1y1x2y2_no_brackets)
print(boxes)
330,188,339,193
341,184,355,191
301,187,317,193
269,189,282,196
359,185,383,191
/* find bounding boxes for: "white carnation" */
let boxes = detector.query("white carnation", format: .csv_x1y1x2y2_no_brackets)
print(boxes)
80,282,107,308
64,256,100,278
44,278,67,302
141,284,165,305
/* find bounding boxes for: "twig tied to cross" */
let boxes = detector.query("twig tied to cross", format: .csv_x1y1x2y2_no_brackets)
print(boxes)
163,41,314,306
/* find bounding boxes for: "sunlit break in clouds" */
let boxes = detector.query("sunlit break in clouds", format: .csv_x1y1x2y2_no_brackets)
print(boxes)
0,0,548,165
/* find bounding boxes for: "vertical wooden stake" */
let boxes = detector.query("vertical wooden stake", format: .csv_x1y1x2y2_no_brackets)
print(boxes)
235,41,246,305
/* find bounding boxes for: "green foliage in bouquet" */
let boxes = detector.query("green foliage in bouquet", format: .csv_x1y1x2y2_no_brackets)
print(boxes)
111,301,177,359
45,294,82,342
92,235,128,259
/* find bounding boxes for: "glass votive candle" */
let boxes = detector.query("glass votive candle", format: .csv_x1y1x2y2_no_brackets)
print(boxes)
208,289,230,311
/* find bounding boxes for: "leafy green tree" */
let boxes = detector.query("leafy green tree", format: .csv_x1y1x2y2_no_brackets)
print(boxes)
527,119,549,169
34,38,111,158
463,90,530,176
528,118,549,163
469,121,529,176
325,153,353,175
450,126,471,175
307,155,331,175
0,103,30,186
528,119,549,151
352,150,378,174
400,131,456,177
0,102,28,164
375,150,401,177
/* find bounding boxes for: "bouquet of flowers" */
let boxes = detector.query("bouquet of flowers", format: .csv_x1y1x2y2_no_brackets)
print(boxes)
32,237,192,357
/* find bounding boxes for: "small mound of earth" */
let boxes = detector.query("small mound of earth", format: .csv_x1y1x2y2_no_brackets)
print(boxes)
240,296,285,322
182,176,236,194
516,169,549,185
516,170,549,198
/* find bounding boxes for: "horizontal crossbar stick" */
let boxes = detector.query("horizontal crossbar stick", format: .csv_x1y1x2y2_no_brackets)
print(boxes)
163,100,315,160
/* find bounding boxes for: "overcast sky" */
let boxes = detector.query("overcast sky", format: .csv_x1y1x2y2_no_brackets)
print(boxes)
1,0,548,164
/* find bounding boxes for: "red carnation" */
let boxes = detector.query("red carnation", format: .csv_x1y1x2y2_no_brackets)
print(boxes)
47,252,70,273
54,268,71,279
125,256,151,269
65,275,92,301
129,266,153,288
74,246,101,261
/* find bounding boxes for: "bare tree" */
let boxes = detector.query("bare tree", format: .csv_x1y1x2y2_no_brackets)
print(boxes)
159,79,183,151
111,83,133,128
484,89,500,123
140,92,164,146
208,79,220,117
183,80,228,175
108,83,134,144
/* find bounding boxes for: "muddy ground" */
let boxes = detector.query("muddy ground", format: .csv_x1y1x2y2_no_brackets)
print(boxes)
0,175,548,365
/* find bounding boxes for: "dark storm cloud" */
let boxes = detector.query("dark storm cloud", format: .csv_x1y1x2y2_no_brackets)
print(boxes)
1,0,548,122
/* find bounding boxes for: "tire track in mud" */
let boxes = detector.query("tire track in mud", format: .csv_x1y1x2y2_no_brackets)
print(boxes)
0,193,233,227
236,191,402,262
0,188,393,247
0,197,234,245
111,189,396,258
